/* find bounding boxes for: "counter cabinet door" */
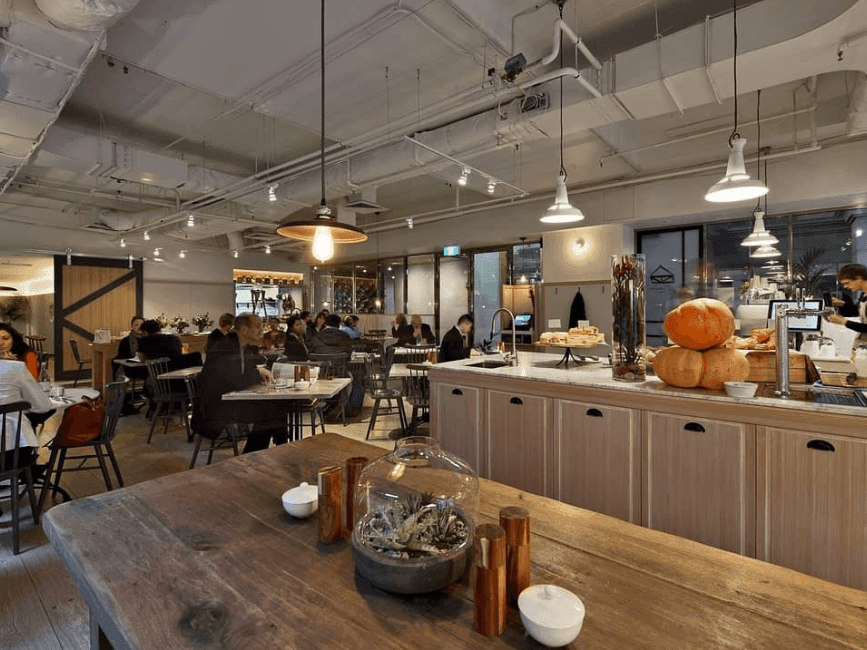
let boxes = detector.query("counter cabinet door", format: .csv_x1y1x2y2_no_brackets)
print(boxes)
432,383,483,476
555,400,640,524
643,412,755,556
758,427,867,591
485,390,553,498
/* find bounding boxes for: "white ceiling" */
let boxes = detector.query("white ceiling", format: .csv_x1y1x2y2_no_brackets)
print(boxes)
0,0,863,263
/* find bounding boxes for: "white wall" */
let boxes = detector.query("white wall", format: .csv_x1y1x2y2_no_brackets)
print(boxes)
439,257,469,339
406,260,435,317
542,224,634,283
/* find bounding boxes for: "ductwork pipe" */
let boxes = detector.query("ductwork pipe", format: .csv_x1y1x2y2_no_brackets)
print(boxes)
520,67,602,98
33,0,141,32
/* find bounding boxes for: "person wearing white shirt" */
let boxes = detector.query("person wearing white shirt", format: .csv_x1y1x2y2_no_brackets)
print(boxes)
0,358,54,474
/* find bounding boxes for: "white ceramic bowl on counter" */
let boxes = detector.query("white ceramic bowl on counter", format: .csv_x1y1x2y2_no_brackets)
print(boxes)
518,584,585,647
281,482,319,518
724,381,758,398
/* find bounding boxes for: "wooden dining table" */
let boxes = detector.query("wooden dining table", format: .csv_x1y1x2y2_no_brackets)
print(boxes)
43,433,866,650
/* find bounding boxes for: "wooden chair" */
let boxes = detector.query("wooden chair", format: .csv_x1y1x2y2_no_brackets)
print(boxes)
0,400,39,555
68,339,92,387
144,357,191,443
39,380,128,513
186,374,247,468
25,335,45,352
363,349,407,440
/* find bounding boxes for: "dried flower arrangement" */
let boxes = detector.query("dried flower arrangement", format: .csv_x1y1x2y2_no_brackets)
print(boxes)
611,254,646,381
357,492,469,560
191,313,213,332
171,316,189,334
154,314,170,330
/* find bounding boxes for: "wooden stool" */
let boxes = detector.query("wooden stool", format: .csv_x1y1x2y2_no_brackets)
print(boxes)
26,335,45,352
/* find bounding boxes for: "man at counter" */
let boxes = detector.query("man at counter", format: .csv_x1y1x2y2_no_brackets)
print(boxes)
826,264,867,342
440,313,479,362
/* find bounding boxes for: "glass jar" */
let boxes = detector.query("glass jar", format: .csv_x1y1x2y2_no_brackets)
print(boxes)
611,253,647,381
350,436,479,593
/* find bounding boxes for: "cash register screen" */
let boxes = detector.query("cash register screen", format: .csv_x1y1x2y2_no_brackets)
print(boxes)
766,300,823,331
513,314,533,329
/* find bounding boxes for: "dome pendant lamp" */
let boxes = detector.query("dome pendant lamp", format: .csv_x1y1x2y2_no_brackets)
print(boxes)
276,0,367,261
741,89,778,247
704,0,768,203
540,0,584,224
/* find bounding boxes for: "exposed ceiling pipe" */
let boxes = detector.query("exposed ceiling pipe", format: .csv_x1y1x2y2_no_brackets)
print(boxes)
520,67,602,98
845,72,867,135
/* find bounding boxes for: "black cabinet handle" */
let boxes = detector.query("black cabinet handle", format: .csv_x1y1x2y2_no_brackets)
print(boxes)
684,422,705,433
807,439,835,452
510,397,523,405
586,408,603,418
451,388,463,396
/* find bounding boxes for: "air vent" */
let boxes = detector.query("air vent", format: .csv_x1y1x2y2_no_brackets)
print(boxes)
521,93,548,114
344,192,387,213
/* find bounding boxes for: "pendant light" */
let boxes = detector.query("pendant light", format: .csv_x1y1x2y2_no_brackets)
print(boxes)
704,0,768,203
741,89,778,247
276,0,367,261
540,0,584,224
752,244,781,259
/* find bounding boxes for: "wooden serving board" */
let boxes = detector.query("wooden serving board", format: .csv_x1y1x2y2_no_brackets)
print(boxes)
744,350,807,383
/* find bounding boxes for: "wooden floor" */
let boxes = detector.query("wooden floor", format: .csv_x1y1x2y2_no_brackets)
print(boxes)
0,392,406,650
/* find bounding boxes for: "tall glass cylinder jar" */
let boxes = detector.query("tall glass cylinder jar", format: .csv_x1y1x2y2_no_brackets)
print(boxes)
611,253,646,382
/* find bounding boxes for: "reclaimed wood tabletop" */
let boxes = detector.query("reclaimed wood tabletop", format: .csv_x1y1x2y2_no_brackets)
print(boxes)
43,433,867,650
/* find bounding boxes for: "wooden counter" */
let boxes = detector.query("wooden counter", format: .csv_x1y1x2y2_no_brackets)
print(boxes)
90,333,209,392
43,433,866,650
430,353,867,591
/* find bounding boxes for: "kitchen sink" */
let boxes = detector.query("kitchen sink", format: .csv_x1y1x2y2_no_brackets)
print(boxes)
466,359,511,369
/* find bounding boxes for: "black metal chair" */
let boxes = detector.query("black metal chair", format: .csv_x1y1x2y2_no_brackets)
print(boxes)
363,349,407,440
0,400,38,555
38,380,128,513
68,339,92,387
144,357,191,443
186,373,247,468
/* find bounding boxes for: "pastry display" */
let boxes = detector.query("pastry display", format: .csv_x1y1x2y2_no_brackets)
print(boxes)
539,326,605,347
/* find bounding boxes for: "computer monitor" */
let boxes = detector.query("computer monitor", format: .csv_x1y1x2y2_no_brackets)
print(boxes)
766,299,823,331
513,313,533,329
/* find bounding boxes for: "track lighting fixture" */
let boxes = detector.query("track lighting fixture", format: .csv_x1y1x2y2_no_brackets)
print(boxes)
458,167,469,186
487,179,496,194
153,247,161,257
232,249,239,258
268,183,278,202
120,238,126,248
265,244,271,254
186,213,195,227
179,249,186,259
143,231,150,241
407,217,414,229
66,248,72,265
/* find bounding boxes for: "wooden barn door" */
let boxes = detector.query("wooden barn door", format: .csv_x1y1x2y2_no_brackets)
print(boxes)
53,255,143,382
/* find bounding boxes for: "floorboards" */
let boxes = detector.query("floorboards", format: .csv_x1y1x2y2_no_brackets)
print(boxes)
0,393,408,649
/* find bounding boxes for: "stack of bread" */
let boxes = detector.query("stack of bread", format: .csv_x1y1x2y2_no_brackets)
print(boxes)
539,325,605,347
651,298,750,391
723,328,776,350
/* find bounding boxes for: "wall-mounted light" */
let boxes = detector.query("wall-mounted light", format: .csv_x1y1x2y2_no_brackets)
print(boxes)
120,238,126,248
179,249,187,259
268,183,278,202
572,237,587,255
487,179,496,194
265,244,271,254
143,231,150,241
458,167,469,186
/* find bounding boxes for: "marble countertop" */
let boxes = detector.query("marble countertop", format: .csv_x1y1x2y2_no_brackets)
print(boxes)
432,352,866,417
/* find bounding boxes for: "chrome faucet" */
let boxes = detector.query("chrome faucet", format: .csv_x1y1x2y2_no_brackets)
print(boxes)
774,303,834,398
488,308,518,366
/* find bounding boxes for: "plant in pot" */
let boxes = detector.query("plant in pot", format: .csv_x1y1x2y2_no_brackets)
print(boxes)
793,247,831,298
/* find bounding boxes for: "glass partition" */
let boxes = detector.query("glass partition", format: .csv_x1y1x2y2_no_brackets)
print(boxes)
406,254,435,325
439,255,468,341
473,250,507,345
382,258,405,315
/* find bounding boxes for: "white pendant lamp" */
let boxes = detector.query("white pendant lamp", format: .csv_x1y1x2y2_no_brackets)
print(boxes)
275,0,367,261
705,0,768,203
741,209,778,247
752,243,781,259
540,0,584,225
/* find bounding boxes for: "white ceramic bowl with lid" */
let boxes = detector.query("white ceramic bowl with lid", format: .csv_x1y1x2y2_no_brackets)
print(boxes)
518,584,585,647
724,381,758,398
281,482,319,518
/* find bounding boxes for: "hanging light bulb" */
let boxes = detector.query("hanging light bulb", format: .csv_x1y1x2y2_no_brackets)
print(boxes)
312,225,334,262
268,183,278,202
186,213,195,227
705,0,768,203
487,179,496,194
143,231,150,241
265,244,272,254
752,244,781,258
541,174,585,223
458,167,469,186
120,238,126,248
540,1,584,224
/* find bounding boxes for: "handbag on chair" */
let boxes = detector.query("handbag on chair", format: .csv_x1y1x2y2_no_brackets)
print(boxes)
54,399,104,446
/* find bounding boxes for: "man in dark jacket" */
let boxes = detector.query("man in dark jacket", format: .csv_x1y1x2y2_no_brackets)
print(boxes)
193,313,290,454
136,319,182,360
309,314,353,354
206,312,237,352
440,313,476,362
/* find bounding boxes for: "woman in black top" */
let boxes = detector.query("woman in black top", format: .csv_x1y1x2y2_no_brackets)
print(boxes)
284,315,309,361
391,313,414,346
306,310,327,343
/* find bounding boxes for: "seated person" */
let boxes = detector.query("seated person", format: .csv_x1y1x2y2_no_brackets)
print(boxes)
262,318,286,351
0,358,54,482
309,314,353,355
341,315,362,339
391,313,414,347
0,323,39,380
306,310,327,344
206,313,237,352
193,313,291,454
136,319,183,361
283,315,309,361
440,313,477,362
112,315,145,380
409,314,437,345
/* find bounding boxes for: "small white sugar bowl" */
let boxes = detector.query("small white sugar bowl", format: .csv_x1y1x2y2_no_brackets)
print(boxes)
518,584,585,647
